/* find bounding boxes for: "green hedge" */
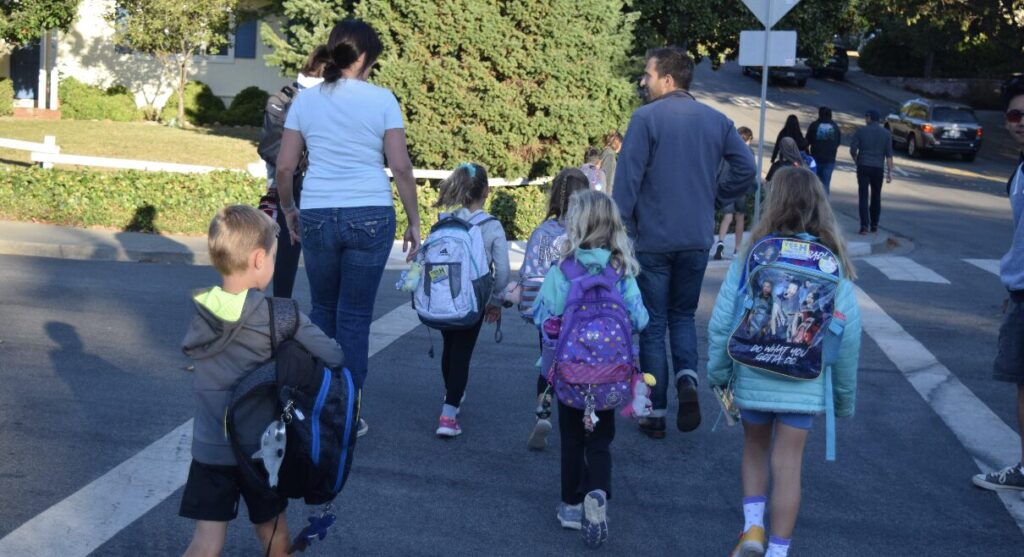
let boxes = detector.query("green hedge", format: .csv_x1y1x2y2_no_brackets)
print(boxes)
0,78,13,117
0,168,551,239
58,78,141,121
220,86,269,127
160,81,227,127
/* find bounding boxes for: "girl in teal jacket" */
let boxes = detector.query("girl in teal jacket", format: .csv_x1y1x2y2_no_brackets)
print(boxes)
707,167,861,557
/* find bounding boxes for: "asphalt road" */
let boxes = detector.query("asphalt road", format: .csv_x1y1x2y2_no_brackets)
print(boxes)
1,68,1023,556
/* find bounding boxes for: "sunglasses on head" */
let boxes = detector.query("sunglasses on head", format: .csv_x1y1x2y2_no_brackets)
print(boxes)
1008,109,1024,123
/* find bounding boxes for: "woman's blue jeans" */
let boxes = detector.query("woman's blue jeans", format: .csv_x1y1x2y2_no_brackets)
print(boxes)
300,206,396,389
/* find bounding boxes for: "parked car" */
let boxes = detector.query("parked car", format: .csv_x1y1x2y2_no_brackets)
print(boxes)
742,58,812,87
884,98,983,162
809,45,849,80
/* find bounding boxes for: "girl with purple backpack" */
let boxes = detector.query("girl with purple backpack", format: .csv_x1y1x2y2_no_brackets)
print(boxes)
532,189,649,549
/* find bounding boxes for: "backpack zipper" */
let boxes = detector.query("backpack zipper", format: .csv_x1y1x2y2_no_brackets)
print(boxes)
310,369,331,465
333,369,357,493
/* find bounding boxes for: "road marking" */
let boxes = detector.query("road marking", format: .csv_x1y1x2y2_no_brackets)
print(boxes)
861,256,950,284
893,167,912,178
0,303,422,557
856,286,1024,534
964,258,1001,277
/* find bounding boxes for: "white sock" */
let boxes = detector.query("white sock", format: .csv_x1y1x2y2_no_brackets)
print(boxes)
441,404,458,419
767,536,791,557
742,495,766,532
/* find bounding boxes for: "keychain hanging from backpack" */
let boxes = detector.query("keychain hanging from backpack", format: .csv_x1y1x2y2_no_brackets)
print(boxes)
288,503,337,553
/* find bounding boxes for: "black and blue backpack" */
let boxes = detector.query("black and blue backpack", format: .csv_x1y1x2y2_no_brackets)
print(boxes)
225,297,359,505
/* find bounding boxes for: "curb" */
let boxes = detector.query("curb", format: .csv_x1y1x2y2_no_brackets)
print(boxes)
0,235,882,267
843,74,902,109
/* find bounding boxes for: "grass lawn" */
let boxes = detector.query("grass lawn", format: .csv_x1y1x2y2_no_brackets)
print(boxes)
0,118,261,170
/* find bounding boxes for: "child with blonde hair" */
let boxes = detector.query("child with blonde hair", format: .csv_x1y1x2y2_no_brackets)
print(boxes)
533,189,649,548
706,167,862,557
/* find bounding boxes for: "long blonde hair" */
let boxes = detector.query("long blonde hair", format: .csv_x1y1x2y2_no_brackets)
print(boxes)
561,189,640,276
747,166,856,279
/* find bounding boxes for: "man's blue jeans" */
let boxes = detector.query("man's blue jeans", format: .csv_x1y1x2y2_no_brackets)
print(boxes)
300,206,396,390
636,250,710,414
816,161,836,194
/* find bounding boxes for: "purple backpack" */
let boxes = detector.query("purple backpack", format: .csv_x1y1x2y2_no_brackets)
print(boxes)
546,258,635,411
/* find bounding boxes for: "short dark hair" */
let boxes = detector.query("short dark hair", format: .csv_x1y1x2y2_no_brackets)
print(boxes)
737,126,753,140
646,47,695,90
301,45,332,78
1003,75,1024,109
584,146,601,163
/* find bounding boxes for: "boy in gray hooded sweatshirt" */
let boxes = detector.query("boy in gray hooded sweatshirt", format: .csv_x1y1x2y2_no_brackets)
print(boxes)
180,205,343,557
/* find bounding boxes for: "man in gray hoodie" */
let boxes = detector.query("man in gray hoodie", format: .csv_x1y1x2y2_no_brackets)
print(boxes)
972,77,1024,494
180,206,343,556
613,47,756,438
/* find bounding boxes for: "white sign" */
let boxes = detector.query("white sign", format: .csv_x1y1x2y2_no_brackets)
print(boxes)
738,31,797,67
741,0,801,28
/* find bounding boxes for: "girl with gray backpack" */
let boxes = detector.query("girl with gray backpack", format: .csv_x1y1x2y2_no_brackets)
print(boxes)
413,163,509,438
532,189,649,549
504,168,589,450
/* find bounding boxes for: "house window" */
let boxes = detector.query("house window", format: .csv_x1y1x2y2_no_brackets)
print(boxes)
234,20,257,59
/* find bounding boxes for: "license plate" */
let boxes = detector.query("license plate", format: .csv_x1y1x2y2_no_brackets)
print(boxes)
945,129,962,139
786,72,795,77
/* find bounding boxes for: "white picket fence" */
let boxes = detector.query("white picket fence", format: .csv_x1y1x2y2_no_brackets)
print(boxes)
1,135,545,186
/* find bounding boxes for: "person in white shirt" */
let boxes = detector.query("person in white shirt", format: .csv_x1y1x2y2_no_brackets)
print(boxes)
274,19,422,438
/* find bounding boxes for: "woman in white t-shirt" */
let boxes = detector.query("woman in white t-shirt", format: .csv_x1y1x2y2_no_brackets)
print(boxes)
275,20,421,436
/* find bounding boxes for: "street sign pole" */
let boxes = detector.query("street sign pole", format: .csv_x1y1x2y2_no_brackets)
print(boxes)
752,0,772,225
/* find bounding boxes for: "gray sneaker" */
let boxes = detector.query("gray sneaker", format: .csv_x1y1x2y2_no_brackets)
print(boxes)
528,418,552,450
973,463,1024,491
557,503,582,530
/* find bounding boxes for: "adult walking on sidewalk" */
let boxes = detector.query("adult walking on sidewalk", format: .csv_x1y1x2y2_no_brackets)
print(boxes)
850,110,894,234
275,19,422,437
806,106,842,194
972,77,1024,494
613,47,756,439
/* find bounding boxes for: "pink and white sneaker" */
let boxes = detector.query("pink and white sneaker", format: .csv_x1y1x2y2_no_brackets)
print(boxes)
436,415,462,438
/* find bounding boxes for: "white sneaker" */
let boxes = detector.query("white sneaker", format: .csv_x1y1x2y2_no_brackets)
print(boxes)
356,418,368,438
527,418,552,450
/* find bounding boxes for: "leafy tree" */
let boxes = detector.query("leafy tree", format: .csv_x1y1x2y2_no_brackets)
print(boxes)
263,0,635,178
108,0,238,126
630,0,860,68
0,0,79,55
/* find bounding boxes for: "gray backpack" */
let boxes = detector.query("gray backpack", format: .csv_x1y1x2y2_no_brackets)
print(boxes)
412,212,495,329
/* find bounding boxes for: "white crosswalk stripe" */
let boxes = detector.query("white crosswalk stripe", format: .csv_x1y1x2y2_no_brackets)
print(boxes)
964,258,1001,277
862,256,951,284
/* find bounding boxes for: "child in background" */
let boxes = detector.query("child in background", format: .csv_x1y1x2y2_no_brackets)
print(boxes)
180,206,343,557
706,167,862,557
715,126,755,260
431,163,510,438
579,147,607,192
533,190,649,548
513,168,590,450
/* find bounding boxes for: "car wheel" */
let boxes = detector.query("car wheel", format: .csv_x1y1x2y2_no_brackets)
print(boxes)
796,79,807,87
962,152,977,162
742,67,751,76
905,132,921,155
834,71,846,81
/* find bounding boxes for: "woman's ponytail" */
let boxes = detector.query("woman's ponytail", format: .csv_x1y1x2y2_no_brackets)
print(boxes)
321,20,384,86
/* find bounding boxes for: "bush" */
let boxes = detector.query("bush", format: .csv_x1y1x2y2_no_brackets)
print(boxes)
160,81,226,126
0,168,551,239
220,86,269,127
0,78,13,117
858,33,923,77
58,77,141,121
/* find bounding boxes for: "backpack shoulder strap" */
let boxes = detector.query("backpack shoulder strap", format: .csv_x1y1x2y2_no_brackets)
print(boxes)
468,211,498,227
559,257,586,280
267,297,300,357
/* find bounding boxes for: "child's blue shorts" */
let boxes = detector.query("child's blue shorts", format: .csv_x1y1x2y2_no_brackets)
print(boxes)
740,409,815,431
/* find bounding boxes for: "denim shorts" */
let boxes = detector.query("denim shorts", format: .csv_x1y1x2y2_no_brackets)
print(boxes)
740,409,815,431
993,296,1024,384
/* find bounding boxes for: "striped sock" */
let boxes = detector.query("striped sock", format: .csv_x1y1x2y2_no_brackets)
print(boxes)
766,536,791,557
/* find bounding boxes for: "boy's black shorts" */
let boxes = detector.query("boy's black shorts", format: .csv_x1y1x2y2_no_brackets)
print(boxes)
179,460,287,524
993,295,1024,384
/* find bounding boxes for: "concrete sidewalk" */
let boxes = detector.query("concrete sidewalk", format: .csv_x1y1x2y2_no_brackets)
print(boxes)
0,216,879,267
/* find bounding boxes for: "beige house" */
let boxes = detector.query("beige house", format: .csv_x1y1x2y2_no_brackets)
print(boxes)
0,0,291,112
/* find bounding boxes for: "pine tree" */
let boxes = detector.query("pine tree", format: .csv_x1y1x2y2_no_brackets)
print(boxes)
264,0,636,178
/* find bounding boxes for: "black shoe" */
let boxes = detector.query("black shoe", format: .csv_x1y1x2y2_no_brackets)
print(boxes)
638,417,666,439
676,375,702,432
713,242,725,261
858,228,869,235
870,226,878,233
